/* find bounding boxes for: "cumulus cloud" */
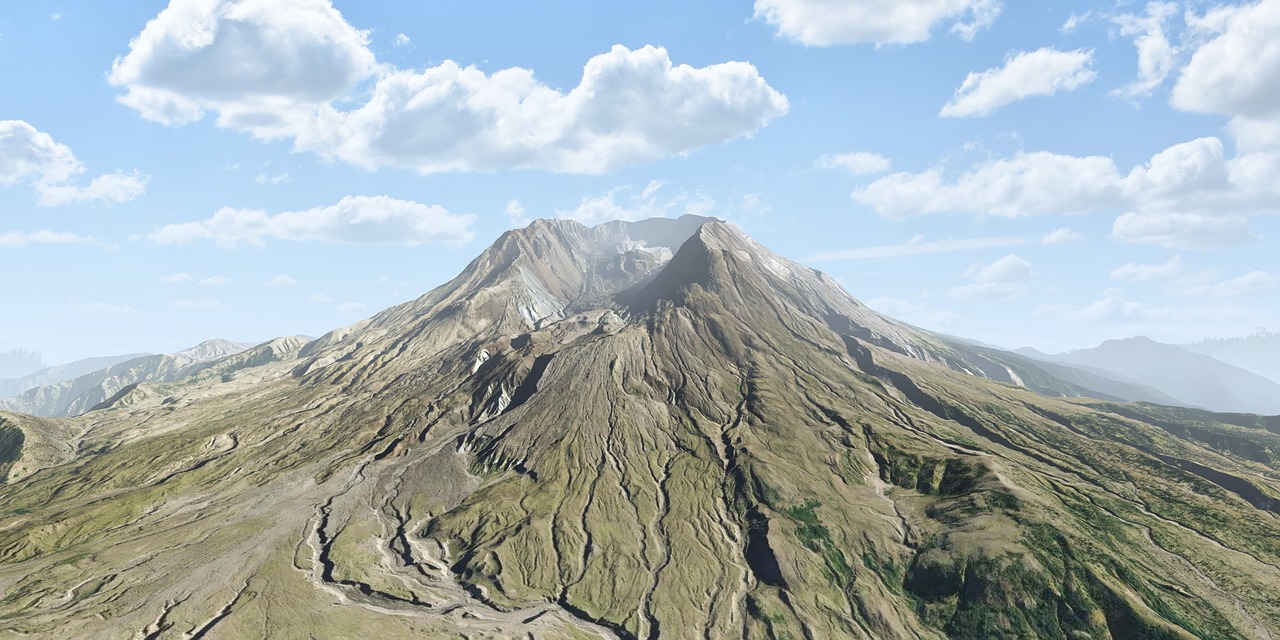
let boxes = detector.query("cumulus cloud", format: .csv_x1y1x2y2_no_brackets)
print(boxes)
110,1,787,173
856,136,1280,245
1061,11,1094,33
108,0,376,126
1113,2,1179,99
1041,228,1083,245
0,120,148,206
815,151,891,175
948,254,1032,300
964,254,1033,283
504,200,531,227
147,195,475,248
556,181,714,226
1111,212,1253,249
1110,255,1183,282
753,0,1001,46
198,275,232,287
307,45,788,174
853,151,1122,219
0,230,100,249
1172,0,1280,151
264,274,296,286
160,272,192,284
940,48,1096,117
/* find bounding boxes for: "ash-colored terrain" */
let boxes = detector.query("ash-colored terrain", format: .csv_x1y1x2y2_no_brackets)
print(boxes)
1,216,1278,639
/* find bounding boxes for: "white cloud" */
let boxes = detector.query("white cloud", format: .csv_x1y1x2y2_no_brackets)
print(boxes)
74,302,142,316
964,254,1032,283
35,171,149,206
1113,2,1179,99
853,151,1122,219
1061,11,1093,33
940,48,1096,117
557,180,714,225
805,235,1032,262
308,293,333,303
160,272,192,284
198,275,232,287
1111,212,1253,249
753,0,1001,46
110,2,787,173
0,230,99,249
1041,228,1083,245
336,301,366,313
1037,289,1150,323
148,195,475,248
1110,255,1183,282
393,33,411,48
949,253,1032,300
1178,271,1278,298
173,298,224,311
0,120,149,206
265,274,296,286
504,199,531,227
255,171,291,185
855,137,1280,244
815,151,891,175
312,45,787,174
1173,2,1280,117
108,0,376,126
1172,0,1280,151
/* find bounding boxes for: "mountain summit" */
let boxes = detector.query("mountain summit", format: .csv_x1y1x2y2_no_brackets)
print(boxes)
1,217,1279,639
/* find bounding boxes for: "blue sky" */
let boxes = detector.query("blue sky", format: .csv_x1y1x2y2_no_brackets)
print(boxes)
0,0,1277,365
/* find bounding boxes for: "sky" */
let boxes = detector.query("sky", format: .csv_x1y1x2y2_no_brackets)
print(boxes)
0,0,1277,366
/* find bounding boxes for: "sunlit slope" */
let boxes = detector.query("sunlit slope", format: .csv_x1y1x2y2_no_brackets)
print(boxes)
0,219,1277,639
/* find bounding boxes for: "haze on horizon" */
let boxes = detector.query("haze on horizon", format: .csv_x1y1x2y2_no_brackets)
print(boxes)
0,0,1277,365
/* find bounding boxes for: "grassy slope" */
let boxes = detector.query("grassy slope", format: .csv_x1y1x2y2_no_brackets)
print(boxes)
0,227,1277,638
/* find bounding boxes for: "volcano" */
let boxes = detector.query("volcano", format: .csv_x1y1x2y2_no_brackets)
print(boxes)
1,216,1278,639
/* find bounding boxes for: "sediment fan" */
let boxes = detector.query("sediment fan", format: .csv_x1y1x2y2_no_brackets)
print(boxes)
1,216,1278,639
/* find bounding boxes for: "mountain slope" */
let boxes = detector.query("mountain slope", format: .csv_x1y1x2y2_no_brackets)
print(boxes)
0,218,1277,639
1042,337,1280,415
0,352,150,398
0,339,253,418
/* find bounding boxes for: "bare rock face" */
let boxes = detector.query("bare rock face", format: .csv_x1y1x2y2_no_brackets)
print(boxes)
1,217,1279,639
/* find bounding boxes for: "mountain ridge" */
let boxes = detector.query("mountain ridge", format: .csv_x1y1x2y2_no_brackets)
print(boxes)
0,217,1278,639
1023,336,1280,415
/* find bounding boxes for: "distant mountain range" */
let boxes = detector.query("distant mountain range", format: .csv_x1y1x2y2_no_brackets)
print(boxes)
0,339,256,418
0,352,151,399
1017,336,1280,415
1183,330,1280,386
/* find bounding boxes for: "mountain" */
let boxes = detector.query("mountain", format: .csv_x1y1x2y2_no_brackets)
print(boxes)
0,339,254,418
0,349,45,381
1034,336,1280,415
1,217,1279,639
1184,330,1280,386
0,352,151,398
